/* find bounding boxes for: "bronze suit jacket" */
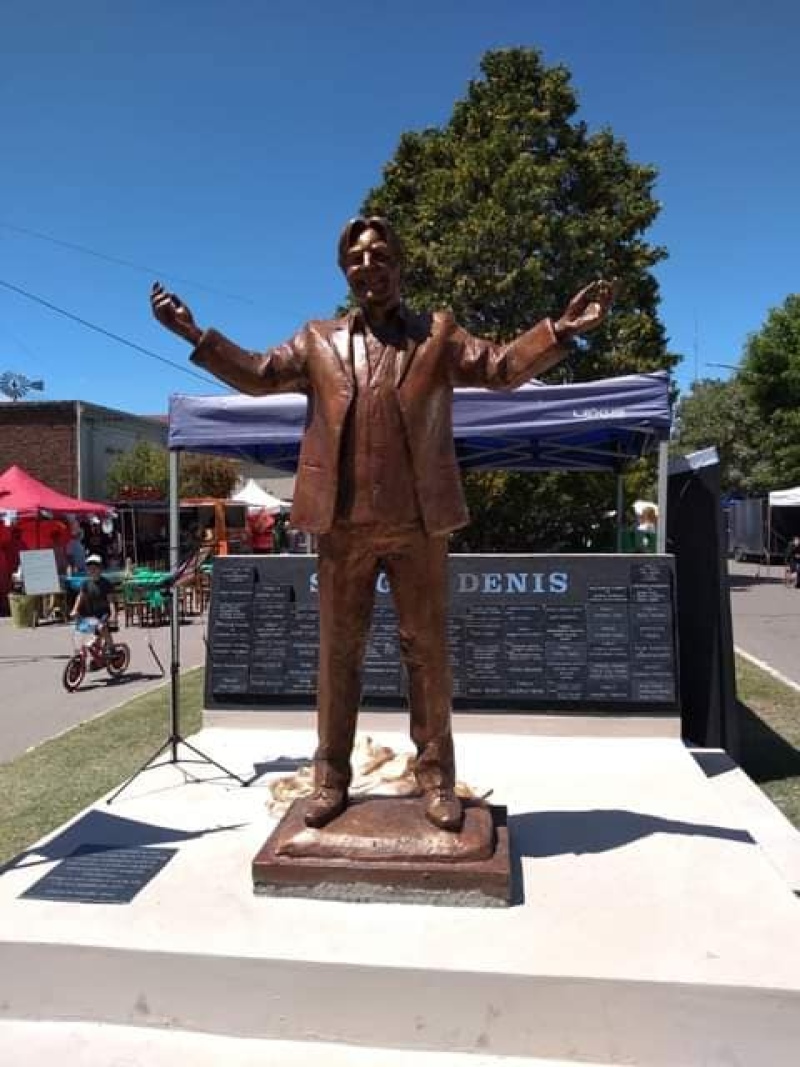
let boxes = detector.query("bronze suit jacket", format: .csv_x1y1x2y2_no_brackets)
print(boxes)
190,308,566,535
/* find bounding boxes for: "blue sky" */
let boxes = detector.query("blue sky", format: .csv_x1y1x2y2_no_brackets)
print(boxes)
1,0,798,413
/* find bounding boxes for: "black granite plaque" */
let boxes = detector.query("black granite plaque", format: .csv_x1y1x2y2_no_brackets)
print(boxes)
206,554,679,713
21,845,176,904
504,605,547,698
210,562,256,696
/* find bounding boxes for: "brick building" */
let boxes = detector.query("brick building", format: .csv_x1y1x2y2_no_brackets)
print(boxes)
0,401,166,501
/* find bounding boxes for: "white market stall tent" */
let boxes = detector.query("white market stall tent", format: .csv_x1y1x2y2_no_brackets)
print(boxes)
230,478,290,512
728,486,800,562
767,485,800,560
769,486,800,508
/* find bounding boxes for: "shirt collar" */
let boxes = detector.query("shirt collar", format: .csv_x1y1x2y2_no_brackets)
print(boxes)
349,302,411,334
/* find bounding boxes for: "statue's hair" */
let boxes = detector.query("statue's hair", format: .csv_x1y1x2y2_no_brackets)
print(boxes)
337,216,403,269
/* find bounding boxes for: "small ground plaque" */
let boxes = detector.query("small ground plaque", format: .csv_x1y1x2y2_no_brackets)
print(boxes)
21,844,176,904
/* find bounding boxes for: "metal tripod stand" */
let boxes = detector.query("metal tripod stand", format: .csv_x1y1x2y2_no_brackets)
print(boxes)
107,450,248,803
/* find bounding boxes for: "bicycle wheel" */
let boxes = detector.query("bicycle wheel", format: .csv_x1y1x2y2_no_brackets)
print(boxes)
63,655,86,692
106,643,131,678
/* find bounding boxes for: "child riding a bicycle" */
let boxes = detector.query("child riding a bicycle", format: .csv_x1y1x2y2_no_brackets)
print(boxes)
69,553,119,644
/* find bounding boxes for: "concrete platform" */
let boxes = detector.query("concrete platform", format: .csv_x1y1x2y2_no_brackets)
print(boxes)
0,1020,612,1067
1,724,800,1065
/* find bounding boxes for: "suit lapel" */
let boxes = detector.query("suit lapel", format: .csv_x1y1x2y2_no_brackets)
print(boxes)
395,338,420,388
328,321,354,385
394,307,431,388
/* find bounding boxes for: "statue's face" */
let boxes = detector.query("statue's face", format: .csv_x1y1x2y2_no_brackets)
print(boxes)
343,227,401,314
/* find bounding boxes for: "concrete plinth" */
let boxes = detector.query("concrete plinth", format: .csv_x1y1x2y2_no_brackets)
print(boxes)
1,723,800,1065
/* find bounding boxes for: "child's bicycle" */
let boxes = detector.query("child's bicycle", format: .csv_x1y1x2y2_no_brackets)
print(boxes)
62,616,131,693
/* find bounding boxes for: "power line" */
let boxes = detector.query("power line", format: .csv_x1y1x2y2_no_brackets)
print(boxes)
0,319,39,362
0,221,255,305
0,277,228,391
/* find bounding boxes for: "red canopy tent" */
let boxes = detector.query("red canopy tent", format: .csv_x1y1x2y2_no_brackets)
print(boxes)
0,466,113,602
0,464,111,516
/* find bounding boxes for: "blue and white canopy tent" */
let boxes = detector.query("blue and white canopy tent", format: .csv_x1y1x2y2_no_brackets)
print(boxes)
168,369,672,547
169,370,670,472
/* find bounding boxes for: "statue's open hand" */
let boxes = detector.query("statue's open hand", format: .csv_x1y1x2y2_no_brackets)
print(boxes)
150,282,202,345
554,279,615,341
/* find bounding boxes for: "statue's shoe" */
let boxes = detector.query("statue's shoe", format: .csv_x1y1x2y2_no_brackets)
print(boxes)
424,789,463,832
304,787,347,829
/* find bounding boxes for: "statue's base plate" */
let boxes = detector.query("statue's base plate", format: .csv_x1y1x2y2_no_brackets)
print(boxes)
252,796,510,907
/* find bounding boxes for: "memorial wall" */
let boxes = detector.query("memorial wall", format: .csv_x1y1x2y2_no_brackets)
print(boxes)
206,554,678,713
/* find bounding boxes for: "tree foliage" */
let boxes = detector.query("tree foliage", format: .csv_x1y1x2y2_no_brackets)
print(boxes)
360,48,678,549
739,294,800,488
107,441,239,501
107,441,168,500
671,295,800,494
671,377,770,494
179,453,240,499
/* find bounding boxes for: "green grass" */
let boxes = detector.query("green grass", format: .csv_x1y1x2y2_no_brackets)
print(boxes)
736,655,800,828
0,669,203,866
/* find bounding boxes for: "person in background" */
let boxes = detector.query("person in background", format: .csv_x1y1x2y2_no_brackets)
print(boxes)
86,520,106,556
273,511,289,554
202,527,215,544
65,526,87,576
50,526,68,575
245,508,275,554
43,526,69,621
70,553,118,649
0,524,18,603
636,506,658,553
785,535,800,588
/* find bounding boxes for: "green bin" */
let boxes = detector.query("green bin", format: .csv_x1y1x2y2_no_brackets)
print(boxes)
8,594,39,628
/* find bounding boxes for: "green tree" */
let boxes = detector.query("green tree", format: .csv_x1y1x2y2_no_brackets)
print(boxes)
671,377,771,494
360,48,679,549
740,294,800,487
107,440,167,499
179,454,239,499
107,441,239,500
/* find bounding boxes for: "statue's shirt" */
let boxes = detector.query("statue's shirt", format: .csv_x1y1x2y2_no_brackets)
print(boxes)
335,309,421,525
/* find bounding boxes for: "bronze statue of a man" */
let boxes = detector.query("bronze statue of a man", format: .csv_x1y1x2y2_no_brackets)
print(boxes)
151,217,612,832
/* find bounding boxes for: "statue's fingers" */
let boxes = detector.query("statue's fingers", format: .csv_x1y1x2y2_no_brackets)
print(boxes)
567,285,591,313
575,282,596,301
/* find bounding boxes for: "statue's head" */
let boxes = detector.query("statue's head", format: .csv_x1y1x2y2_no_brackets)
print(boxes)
338,216,403,317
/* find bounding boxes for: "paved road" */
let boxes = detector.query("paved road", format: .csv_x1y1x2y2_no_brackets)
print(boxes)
0,616,208,764
728,560,800,687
